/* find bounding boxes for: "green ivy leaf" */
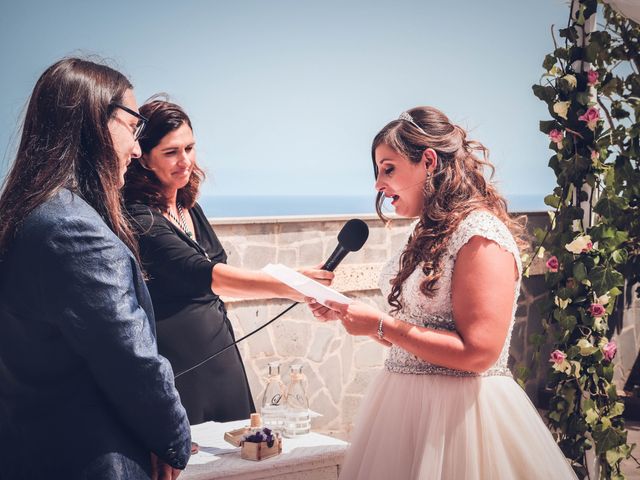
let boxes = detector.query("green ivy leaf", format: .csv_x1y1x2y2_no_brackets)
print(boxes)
589,265,625,294
611,249,628,265
573,262,587,281
533,227,548,245
605,448,627,468
611,103,630,119
554,47,569,61
559,27,578,43
544,194,561,209
609,401,625,418
549,410,563,422
608,286,622,297
585,408,599,425
575,92,591,106
592,423,626,455
562,154,591,182
582,397,595,411
577,338,599,356
594,195,628,218
539,120,559,134
532,84,557,103
560,315,577,333
585,43,601,63
605,451,626,469
543,54,557,71
607,383,618,400
601,77,621,96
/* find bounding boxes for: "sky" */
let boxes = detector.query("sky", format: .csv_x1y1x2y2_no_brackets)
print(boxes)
0,0,570,201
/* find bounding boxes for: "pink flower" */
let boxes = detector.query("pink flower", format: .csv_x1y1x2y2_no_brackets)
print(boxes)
550,350,567,365
549,129,564,149
546,256,559,272
587,69,599,86
603,341,617,361
583,241,593,253
549,129,563,143
578,107,600,131
589,303,606,317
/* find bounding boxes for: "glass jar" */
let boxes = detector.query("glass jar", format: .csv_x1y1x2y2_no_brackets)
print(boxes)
260,362,286,432
283,363,310,437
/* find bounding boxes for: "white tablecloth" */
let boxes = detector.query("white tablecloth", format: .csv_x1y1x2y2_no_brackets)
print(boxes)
182,420,348,480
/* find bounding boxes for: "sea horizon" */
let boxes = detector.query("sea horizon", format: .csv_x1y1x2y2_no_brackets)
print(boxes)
198,193,548,218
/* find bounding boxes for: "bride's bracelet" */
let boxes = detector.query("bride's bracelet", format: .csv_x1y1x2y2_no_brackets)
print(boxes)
377,314,385,340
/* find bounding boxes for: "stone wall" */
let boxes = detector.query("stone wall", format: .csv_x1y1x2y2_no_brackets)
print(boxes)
613,288,640,392
210,212,640,439
213,214,414,439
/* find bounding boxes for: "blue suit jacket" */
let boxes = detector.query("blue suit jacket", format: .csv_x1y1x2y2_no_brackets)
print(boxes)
0,189,191,479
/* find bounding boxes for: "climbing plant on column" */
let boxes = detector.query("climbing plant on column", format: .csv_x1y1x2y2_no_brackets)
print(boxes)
532,0,639,477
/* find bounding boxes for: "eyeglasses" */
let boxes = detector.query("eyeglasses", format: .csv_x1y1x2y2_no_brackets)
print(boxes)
112,103,148,141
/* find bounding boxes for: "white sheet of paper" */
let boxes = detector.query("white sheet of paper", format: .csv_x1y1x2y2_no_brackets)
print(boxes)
262,264,352,307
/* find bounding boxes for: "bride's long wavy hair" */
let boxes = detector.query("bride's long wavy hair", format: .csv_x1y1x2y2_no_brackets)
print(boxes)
372,106,527,314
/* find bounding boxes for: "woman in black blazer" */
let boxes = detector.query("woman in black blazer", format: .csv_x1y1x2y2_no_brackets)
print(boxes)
0,58,191,480
124,100,333,425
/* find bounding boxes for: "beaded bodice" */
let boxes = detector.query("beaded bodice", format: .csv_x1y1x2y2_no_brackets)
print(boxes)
380,210,522,377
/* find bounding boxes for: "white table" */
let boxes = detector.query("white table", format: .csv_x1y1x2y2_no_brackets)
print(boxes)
182,420,348,480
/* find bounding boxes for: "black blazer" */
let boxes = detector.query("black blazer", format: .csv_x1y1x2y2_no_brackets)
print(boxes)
0,189,191,479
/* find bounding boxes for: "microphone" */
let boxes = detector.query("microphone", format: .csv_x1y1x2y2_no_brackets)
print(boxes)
322,219,369,272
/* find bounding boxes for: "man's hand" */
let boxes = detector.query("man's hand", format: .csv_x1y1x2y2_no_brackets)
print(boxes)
151,453,181,480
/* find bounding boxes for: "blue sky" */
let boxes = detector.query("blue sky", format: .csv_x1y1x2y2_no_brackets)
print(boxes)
0,0,570,200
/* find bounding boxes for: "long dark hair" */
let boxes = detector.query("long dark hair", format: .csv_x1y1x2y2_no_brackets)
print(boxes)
123,99,205,211
372,106,527,313
0,57,139,259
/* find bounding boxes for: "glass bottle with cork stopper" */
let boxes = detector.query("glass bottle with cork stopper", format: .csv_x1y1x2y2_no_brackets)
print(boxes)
283,363,310,437
261,361,286,432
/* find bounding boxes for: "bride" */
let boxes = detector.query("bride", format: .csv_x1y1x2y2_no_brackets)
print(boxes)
309,106,577,479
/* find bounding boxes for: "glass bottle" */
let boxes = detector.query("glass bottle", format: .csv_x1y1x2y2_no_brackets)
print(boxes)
260,362,286,432
283,363,310,437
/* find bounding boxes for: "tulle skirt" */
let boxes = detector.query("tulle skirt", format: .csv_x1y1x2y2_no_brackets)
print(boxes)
339,370,577,480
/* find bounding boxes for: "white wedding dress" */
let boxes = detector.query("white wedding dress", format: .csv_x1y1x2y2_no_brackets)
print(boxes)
339,210,577,479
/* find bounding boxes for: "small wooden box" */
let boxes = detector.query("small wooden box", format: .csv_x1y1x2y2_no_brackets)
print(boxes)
224,427,249,448
240,436,282,461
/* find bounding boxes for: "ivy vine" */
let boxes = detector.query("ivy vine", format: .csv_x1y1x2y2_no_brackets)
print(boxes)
530,0,639,478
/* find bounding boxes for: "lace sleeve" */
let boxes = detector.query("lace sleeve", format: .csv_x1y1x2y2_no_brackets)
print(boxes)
447,211,522,276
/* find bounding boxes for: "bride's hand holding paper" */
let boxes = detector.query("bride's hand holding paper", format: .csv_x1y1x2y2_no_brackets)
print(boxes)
308,299,392,347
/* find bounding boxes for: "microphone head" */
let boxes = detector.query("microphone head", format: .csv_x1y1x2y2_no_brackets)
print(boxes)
337,219,369,252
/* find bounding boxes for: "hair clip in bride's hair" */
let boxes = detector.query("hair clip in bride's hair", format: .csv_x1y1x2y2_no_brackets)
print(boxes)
398,111,414,122
398,111,427,135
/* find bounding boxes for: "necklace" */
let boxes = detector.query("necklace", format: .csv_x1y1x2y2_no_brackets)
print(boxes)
167,202,194,239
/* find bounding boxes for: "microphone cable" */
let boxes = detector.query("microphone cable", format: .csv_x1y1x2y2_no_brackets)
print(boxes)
174,301,299,379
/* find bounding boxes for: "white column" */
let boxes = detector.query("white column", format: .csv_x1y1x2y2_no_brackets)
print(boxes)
571,2,598,230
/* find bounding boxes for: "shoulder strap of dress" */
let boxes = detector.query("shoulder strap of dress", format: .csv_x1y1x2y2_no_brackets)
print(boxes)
447,211,522,276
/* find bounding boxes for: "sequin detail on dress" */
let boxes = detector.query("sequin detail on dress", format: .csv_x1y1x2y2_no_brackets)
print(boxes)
380,211,522,377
